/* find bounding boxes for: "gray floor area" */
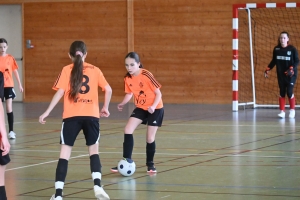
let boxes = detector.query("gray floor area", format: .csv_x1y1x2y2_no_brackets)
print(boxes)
3,102,300,200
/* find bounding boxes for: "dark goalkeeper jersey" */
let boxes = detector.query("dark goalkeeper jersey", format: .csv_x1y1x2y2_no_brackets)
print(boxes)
268,44,299,83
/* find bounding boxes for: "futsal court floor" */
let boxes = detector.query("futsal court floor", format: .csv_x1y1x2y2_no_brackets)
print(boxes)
3,102,300,200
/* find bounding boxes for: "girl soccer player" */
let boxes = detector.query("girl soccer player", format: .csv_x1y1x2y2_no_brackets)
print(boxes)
111,52,164,173
264,31,299,118
0,71,11,200
39,41,112,200
0,38,24,139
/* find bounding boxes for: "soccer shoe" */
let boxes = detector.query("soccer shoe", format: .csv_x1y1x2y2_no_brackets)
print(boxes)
146,162,157,173
110,166,118,173
9,131,16,139
50,194,63,200
94,185,110,200
289,109,295,118
278,111,285,118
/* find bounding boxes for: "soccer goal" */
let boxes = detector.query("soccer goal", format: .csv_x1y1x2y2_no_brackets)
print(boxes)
232,2,300,111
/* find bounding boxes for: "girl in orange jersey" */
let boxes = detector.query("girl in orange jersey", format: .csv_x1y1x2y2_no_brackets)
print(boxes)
111,52,164,174
0,72,11,200
39,41,112,200
0,38,24,139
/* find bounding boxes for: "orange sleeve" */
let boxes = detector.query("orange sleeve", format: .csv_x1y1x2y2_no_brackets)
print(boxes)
97,68,109,91
124,77,131,93
53,66,70,91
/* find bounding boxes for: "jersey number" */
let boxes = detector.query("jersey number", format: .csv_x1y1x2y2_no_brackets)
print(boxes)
79,75,90,94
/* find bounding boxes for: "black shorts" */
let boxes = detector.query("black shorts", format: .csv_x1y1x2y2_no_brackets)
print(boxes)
0,72,4,101
130,107,164,127
3,87,16,101
61,116,100,146
0,150,10,166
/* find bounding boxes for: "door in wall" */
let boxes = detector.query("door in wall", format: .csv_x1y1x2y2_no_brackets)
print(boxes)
0,5,23,101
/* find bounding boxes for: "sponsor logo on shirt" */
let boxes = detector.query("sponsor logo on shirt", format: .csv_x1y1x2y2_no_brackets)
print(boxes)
74,97,93,104
277,56,290,61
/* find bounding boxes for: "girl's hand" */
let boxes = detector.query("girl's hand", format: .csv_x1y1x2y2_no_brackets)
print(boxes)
19,84,24,93
148,106,155,114
39,112,49,124
117,103,125,111
100,107,110,117
1,138,10,156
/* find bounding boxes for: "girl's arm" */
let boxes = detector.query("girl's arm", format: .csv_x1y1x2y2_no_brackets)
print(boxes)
39,88,65,124
148,88,162,114
0,101,10,155
100,84,112,117
117,93,133,111
13,69,23,92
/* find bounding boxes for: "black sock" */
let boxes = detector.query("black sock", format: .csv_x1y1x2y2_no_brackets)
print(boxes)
123,134,134,159
0,186,7,200
90,154,101,187
55,158,68,197
7,112,13,132
146,141,156,163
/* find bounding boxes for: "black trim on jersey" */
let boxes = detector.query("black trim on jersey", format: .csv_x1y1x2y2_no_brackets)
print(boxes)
142,70,161,88
53,71,62,88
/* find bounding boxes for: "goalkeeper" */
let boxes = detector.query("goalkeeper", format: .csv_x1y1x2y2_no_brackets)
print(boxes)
264,31,299,118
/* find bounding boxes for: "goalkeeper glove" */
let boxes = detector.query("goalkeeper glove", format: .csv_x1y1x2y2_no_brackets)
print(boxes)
285,66,294,77
264,67,270,78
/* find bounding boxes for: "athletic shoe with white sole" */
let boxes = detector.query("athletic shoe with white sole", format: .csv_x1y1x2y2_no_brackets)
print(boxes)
50,194,62,200
289,109,295,118
147,162,157,173
278,111,285,118
94,185,110,200
9,131,16,139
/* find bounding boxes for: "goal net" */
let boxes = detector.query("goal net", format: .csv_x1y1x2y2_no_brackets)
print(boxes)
232,3,300,111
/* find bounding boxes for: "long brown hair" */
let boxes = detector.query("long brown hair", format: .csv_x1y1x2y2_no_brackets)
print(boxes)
68,41,87,101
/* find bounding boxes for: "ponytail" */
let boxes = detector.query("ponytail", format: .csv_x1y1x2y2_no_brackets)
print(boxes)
68,41,87,101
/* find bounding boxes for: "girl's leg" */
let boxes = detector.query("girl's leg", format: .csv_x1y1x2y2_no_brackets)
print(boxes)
53,145,72,198
111,117,141,172
89,144,110,199
0,165,7,200
123,117,142,159
146,126,158,172
5,99,15,139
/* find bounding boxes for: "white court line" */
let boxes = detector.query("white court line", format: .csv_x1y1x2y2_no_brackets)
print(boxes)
13,121,300,127
7,150,300,172
11,149,300,159
6,154,89,172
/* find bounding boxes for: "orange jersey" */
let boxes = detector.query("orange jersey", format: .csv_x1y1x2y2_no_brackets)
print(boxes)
53,62,109,119
0,54,18,87
124,69,163,110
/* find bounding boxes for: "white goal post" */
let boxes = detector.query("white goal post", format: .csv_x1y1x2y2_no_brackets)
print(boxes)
232,2,300,111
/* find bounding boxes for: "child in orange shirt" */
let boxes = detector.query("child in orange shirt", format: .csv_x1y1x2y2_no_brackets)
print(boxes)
111,52,164,174
39,41,112,200
0,71,11,200
0,38,24,139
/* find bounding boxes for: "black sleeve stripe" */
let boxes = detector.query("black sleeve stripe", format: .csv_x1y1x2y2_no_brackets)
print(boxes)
53,71,62,88
142,71,161,88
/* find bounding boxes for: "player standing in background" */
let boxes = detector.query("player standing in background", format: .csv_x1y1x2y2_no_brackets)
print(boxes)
39,41,111,200
264,31,299,118
110,52,164,174
0,71,11,200
0,38,24,139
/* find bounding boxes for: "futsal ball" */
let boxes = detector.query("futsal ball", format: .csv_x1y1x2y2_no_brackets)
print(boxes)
118,158,136,176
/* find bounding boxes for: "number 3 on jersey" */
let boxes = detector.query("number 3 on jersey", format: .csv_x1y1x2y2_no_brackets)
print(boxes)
80,75,90,94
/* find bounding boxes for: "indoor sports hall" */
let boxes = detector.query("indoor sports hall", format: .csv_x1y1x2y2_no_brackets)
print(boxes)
1,1,300,200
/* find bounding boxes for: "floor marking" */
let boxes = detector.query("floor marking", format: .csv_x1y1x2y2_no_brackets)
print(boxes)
6,154,89,171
